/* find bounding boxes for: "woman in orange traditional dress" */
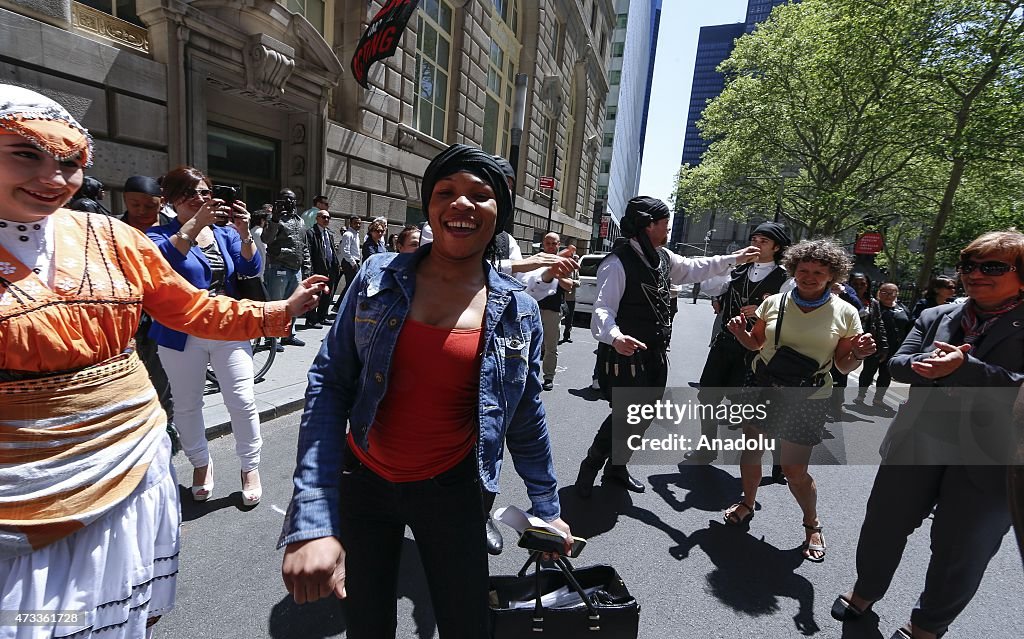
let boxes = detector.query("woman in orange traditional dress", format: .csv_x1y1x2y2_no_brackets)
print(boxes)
0,85,326,639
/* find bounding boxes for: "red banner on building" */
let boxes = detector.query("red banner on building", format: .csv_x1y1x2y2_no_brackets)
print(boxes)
351,0,419,89
854,231,884,255
599,215,610,239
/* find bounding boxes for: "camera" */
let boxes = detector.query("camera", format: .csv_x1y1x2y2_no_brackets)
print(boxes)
212,185,237,205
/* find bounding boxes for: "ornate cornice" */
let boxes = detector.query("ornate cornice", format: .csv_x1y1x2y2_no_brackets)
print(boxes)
243,34,295,97
71,1,150,54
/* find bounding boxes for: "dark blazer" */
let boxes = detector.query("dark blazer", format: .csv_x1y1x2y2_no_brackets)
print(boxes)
882,301,1024,477
305,226,340,278
146,220,262,351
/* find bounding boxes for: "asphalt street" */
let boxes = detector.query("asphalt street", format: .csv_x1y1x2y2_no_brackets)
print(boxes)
161,300,1022,638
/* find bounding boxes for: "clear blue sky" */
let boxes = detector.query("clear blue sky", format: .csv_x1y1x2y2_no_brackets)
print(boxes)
638,0,747,203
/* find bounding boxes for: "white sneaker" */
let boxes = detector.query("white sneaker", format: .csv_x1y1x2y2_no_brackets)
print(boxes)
591,378,601,390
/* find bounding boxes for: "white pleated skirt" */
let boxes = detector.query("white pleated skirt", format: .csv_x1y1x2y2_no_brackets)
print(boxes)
0,435,180,639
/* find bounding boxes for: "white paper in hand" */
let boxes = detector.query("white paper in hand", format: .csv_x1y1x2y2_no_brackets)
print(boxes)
493,505,566,539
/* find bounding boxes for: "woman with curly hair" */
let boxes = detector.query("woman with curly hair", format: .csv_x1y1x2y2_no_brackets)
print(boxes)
725,239,877,561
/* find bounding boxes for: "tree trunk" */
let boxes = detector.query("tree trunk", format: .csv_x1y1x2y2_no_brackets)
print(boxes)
916,157,967,292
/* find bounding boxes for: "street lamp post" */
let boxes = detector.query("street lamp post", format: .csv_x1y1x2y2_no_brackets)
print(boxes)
691,229,715,303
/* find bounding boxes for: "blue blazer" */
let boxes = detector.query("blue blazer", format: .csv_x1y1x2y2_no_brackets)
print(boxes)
146,220,262,351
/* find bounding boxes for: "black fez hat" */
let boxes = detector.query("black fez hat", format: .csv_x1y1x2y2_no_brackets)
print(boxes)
749,222,792,248
421,144,513,239
123,175,162,197
620,196,670,238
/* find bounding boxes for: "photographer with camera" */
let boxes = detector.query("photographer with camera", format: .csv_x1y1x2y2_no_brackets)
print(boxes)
147,166,293,510
263,188,313,347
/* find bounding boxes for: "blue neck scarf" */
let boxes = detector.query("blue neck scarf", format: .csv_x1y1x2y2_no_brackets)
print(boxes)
791,287,831,309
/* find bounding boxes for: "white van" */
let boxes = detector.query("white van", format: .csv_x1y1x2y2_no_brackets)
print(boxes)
573,253,606,317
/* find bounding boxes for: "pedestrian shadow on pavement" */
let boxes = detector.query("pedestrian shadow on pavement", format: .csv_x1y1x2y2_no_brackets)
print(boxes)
678,521,822,636
177,485,250,522
267,537,436,639
649,465,745,514
567,385,605,402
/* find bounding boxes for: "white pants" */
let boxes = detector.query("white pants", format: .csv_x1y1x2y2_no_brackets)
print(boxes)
159,338,261,472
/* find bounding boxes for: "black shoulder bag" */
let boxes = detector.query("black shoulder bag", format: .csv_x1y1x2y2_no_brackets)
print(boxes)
755,294,827,388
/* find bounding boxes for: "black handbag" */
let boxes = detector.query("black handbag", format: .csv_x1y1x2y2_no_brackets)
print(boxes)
489,556,639,638
235,275,268,302
755,295,827,388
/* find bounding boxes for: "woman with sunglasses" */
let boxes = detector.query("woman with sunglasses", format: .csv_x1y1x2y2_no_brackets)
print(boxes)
361,219,388,260
833,230,1024,639
147,167,274,507
0,85,325,638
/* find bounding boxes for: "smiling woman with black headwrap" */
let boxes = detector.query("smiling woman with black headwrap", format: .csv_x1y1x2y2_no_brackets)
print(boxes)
279,144,575,637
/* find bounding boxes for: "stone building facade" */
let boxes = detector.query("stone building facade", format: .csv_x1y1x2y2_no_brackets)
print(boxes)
0,0,611,253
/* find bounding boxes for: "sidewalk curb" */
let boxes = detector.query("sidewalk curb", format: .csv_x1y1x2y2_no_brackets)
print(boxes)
204,397,307,441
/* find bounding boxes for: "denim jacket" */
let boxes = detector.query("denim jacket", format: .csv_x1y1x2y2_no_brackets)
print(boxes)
278,245,561,547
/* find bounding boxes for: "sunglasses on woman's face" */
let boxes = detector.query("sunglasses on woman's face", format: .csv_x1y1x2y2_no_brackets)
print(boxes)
186,188,212,199
955,260,1017,276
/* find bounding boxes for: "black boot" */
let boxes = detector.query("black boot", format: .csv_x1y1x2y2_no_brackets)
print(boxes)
485,517,504,555
574,450,605,499
603,463,645,493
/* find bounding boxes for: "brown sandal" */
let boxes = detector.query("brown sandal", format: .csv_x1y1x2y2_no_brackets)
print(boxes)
724,502,755,526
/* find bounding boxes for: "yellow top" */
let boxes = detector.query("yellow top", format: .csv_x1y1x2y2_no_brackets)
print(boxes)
755,292,862,399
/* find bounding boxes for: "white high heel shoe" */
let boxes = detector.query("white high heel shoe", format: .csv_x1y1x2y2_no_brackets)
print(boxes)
191,465,214,502
241,468,262,507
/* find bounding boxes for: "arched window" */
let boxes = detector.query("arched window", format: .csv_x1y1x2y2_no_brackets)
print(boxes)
414,0,454,140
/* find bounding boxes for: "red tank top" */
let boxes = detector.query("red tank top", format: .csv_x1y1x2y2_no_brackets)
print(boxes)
349,318,483,482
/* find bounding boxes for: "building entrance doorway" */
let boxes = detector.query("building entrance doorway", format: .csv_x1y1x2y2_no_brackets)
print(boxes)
206,126,279,209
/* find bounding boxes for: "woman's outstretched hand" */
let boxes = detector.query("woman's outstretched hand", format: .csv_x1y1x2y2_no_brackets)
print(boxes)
286,275,330,317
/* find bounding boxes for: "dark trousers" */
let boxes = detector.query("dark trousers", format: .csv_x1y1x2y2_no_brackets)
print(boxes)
335,260,359,312
562,301,575,339
338,450,489,639
696,336,750,441
136,321,173,425
306,269,338,324
589,344,669,469
853,465,1011,636
858,355,891,388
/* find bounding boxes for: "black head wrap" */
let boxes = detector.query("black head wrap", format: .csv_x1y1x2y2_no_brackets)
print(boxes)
749,222,791,248
123,175,162,197
621,196,670,267
749,222,792,262
492,155,516,188
421,144,513,244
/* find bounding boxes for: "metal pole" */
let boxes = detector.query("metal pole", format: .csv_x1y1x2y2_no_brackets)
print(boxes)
508,74,528,188
546,146,557,233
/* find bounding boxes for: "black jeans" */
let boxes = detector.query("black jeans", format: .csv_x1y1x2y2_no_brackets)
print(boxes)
562,300,575,339
335,260,359,312
858,355,890,388
338,450,489,639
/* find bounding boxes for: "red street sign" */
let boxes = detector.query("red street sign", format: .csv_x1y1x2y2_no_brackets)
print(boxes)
539,176,556,190
599,215,610,238
854,232,884,255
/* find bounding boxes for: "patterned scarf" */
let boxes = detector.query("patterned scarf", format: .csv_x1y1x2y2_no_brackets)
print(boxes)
961,296,1023,344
